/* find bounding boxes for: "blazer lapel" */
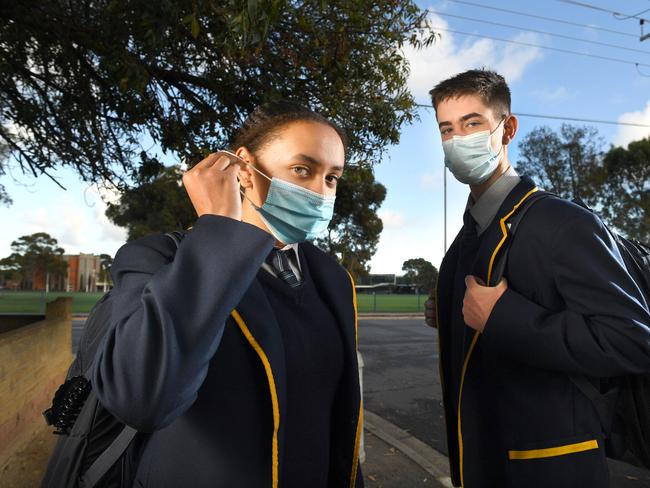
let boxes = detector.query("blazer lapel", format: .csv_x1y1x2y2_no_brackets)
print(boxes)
231,275,287,487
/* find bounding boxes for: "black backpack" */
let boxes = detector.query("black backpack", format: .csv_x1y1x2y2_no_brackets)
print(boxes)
41,231,185,488
492,191,650,469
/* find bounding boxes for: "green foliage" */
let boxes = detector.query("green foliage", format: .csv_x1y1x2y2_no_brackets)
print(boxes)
598,138,650,244
402,257,437,293
0,232,67,290
516,125,649,244
105,154,195,240
1,0,434,188
98,253,114,286
516,124,604,206
0,141,11,206
317,165,386,279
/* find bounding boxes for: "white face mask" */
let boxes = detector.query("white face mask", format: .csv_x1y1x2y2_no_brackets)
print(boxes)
442,118,505,185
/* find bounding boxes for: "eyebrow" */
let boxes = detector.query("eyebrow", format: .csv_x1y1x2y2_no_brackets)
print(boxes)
292,153,344,172
438,112,486,128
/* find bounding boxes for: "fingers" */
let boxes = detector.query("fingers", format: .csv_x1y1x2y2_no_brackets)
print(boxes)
465,275,491,288
465,275,479,288
424,297,437,328
215,150,247,170
190,152,245,172
182,152,244,220
193,152,223,170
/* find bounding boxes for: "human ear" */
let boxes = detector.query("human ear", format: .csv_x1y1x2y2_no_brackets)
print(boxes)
235,147,254,190
502,115,519,145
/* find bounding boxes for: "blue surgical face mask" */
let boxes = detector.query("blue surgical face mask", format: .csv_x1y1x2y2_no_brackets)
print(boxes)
442,118,505,185
236,155,336,244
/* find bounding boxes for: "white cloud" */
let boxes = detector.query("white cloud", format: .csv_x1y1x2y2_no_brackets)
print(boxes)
613,101,650,148
378,209,406,229
16,186,127,256
404,12,544,102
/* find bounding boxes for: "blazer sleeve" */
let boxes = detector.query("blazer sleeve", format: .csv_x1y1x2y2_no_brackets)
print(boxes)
92,215,275,431
483,208,650,377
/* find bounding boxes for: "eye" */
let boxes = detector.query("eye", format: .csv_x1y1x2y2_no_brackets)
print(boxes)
292,166,310,177
466,121,482,128
326,174,340,186
440,127,452,135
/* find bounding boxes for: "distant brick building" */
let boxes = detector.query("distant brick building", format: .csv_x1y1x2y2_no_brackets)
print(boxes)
63,254,102,292
30,267,66,291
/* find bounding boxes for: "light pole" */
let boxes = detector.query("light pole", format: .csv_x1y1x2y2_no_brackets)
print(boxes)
443,162,447,253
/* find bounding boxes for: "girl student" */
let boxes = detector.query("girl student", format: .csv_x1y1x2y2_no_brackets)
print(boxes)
92,101,364,487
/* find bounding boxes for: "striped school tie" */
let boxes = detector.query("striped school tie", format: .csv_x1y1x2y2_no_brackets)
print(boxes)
267,248,301,288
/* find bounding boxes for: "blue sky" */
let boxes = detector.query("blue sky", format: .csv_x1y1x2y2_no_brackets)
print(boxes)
2,0,650,274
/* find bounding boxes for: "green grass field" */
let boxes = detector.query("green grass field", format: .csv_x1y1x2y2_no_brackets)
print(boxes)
0,291,426,314
0,291,105,314
356,293,425,313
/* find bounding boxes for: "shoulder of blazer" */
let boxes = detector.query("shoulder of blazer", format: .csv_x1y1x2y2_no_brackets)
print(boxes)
111,232,186,286
517,194,603,240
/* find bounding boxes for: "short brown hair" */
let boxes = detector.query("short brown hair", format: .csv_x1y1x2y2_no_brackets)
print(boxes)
429,69,511,118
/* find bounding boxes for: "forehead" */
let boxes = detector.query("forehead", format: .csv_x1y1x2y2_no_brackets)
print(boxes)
262,120,345,163
435,94,497,123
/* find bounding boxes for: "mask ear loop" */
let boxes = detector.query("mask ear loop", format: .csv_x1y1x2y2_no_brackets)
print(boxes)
490,117,508,161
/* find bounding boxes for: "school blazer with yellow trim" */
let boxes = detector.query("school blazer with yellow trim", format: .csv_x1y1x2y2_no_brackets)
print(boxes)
91,215,364,488
436,177,650,488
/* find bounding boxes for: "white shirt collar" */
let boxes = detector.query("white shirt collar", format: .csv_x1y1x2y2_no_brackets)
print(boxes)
467,166,521,235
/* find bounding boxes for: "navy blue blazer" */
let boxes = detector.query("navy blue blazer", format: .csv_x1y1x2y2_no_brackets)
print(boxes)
436,177,650,488
92,215,364,488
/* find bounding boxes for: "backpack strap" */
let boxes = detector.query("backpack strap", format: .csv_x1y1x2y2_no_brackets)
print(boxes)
165,230,185,248
79,425,138,488
489,191,554,284
567,374,618,436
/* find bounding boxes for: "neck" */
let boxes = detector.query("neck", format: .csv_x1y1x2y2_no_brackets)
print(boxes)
469,155,511,201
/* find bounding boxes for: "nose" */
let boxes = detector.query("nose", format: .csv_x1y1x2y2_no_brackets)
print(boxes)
305,176,333,196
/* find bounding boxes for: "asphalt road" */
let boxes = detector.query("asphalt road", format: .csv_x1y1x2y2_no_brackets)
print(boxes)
358,318,650,488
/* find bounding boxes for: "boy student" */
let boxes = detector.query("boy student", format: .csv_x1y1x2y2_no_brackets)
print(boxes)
425,69,650,487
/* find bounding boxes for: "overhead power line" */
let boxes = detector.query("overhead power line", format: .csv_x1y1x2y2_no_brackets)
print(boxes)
413,104,650,128
432,26,650,69
514,112,650,127
443,0,638,38
431,11,650,55
556,0,650,22
613,8,650,21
